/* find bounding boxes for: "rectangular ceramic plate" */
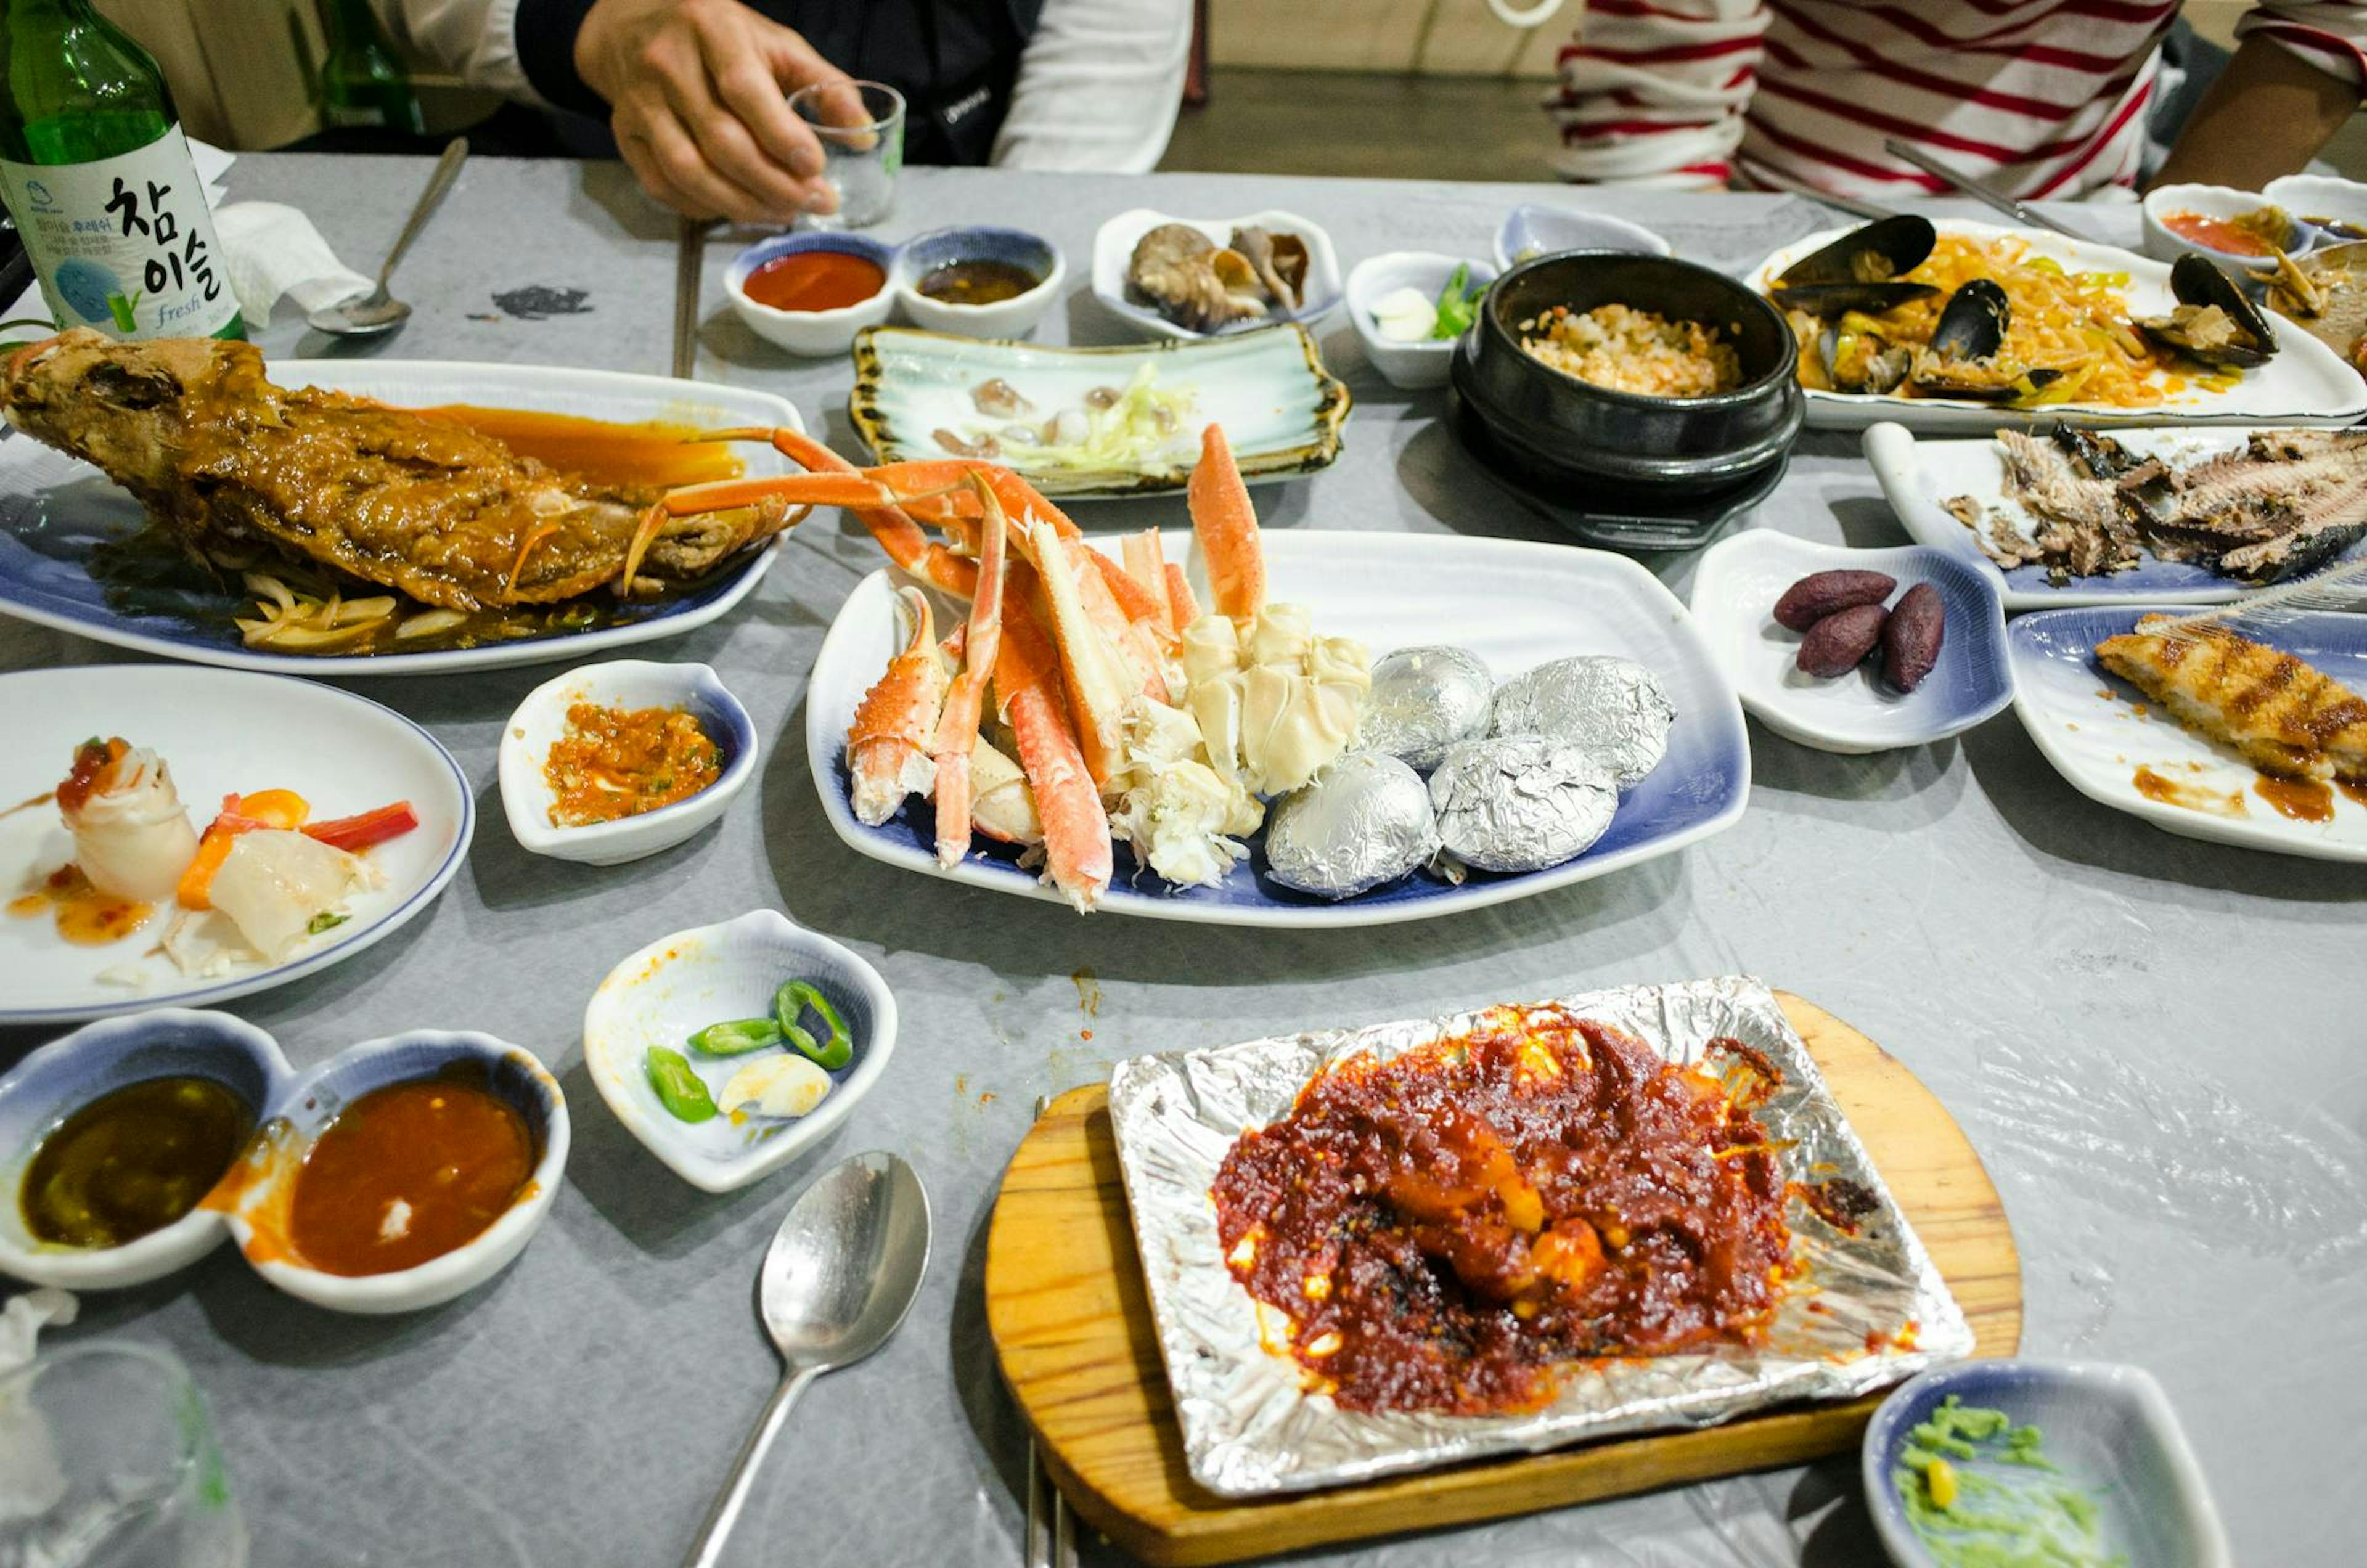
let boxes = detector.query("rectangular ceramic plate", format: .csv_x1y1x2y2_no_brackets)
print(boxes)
806,530,1750,928
2008,606,2367,861
1105,976,1974,1497
1748,220,2367,433
846,324,1349,498
1865,421,2367,611
0,360,801,676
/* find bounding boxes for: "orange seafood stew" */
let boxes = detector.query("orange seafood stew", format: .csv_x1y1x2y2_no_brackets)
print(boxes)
1211,1008,1792,1415
544,703,722,828
288,1074,535,1276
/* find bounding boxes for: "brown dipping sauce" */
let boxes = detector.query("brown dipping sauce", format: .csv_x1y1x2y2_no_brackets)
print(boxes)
742,250,885,312
917,258,1040,306
414,407,743,491
543,702,722,827
2254,774,2334,823
2132,766,2249,818
1211,1008,1791,1416
288,1075,534,1276
9,864,150,945
21,1077,253,1248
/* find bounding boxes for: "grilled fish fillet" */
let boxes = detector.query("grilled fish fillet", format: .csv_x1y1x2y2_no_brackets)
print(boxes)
2096,615,2367,782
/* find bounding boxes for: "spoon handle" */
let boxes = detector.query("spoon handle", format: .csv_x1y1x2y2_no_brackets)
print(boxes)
378,137,469,288
681,1364,817,1568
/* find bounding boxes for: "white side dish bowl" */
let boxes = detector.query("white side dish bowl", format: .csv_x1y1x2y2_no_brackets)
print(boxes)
892,225,1065,338
2140,182,2309,273
1090,207,1344,340
582,910,899,1193
498,659,757,866
1492,202,1672,272
2263,173,2367,237
1345,251,1497,390
726,232,897,357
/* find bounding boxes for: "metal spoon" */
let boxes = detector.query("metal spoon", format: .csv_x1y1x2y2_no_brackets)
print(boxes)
682,1150,933,1568
306,136,468,337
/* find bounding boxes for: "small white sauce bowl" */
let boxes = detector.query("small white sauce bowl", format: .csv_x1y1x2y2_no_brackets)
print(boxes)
498,659,757,866
0,1010,292,1291
727,232,898,357
2141,183,2310,274
893,226,1065,338
2264,173,2367,239
1346,251,1497,391
1492,202,1672,274
583,909,898,1193
217,1029,569,1316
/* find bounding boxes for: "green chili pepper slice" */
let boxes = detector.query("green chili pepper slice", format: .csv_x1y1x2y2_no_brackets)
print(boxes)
688,1018,783,1056
646,1047,717,1122
772,980,854,1071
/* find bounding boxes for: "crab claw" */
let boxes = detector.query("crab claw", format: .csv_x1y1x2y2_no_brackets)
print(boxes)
1187,423,1264,622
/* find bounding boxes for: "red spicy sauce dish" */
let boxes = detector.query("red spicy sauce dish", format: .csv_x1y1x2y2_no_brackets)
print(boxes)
742,249,887,314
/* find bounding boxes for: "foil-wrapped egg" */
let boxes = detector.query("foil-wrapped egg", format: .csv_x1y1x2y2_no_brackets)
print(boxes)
1490,655,1675,787
1359,645,1494,772
1264,753,1441,899
1428,735,1618,873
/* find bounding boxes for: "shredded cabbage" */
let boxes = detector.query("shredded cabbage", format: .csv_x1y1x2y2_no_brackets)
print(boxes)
987,364,1198,477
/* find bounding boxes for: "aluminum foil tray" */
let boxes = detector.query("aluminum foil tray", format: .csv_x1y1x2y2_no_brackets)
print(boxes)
1105,975,1974,1497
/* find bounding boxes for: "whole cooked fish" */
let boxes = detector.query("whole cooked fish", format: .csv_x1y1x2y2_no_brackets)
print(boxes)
0,330,791,611
2096,615,2367,781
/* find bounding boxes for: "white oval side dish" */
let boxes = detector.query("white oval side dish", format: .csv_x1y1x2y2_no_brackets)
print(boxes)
1090,207,1344,340
497,659,757,866
1491,203,1672,272
582,910,899,1193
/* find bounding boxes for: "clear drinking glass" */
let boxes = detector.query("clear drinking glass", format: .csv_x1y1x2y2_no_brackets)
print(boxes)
787,79,906,230
0,1340,246,1568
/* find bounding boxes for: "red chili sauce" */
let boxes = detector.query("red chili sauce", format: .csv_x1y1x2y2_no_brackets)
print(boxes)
742,250,885,313
2161,210,2276,258
1211,1008,1792,1415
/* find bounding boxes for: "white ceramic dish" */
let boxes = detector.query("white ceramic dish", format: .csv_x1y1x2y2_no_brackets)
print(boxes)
1690,532,2013,754
1863,420,2367,611
1491,202,1672,272
497,659,756,866
0,666,473,1025
0,360,801,677
2008,605,2367,861
2140,182,2308,273
2264,173,2367,237
0,1010,292,1290
1747,219,2367,431
1090,207,1344,341
891,226,1065,338
216,1029,569,1314
1865,1359,2230,1568
581,910,898,1193
1344,251,1497,390
848,324,1349,499
726,231,897,356
809,531,1751,927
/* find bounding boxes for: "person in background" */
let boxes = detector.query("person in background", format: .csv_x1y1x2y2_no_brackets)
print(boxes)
1540,1,2366,197
374,0,1190,221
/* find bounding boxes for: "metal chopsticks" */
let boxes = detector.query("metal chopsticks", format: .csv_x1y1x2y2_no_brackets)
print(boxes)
1881,137,2087,240
1023,1095,1077,1568
671,215,711,381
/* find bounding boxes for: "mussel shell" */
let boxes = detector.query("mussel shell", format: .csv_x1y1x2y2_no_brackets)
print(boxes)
1776,214,1938,290
2167,253,2278,356
1820,325,1913,394
1770,279,1938,318
1927,279,2011,362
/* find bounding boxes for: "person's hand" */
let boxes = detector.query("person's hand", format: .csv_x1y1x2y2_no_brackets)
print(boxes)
575,0,846,222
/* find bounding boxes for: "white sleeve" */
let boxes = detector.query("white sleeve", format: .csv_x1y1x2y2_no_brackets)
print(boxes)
992,0,1192,173
367,0,535,101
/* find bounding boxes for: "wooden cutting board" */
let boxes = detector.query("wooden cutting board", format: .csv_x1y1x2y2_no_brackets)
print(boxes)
983,992,2021,1566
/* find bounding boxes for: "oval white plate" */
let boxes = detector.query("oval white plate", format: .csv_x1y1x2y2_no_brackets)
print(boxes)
2008,606,2367,860
0,361,801,676
1090,207,1344,341
1690,531,2012,754
1747,219,2367,432
0,666,473,1023
1863,421,2367,611
807,531,1751,927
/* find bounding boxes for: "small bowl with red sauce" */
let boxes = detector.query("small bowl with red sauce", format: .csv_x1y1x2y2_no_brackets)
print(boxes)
2141,184,2312,275
891,226,1063,340
498,659,758,866
212,1029,569,1315
727,232,897,357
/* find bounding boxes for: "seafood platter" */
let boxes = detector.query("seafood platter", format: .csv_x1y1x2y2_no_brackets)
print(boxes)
1750,216,2367,431
1092,208,1344,338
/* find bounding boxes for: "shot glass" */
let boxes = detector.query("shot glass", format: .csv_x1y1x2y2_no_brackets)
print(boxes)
788,79,906,230
0,1339,245,1568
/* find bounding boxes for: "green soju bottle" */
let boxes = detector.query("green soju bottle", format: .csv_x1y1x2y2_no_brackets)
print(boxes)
0,0,243,340
321,0,425,136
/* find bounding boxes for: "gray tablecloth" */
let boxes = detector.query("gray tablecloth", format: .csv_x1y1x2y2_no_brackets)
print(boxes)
2,154,2359,1568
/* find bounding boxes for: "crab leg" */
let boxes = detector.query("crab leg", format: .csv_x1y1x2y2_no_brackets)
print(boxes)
695,427,979,597
1186,423,1265,622
930,475,1007,868
846,587,950,827
994,565,1111,912
1121,528,1178,638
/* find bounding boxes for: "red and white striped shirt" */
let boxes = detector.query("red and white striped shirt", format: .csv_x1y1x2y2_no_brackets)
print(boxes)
1548,1,2367,197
